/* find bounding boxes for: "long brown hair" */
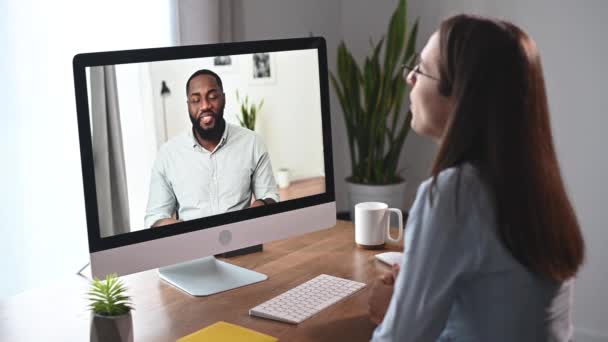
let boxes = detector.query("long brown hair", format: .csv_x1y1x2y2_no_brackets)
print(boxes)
431,14,584,281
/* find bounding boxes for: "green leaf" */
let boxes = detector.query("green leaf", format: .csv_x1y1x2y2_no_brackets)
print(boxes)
330,73,347,113
87,274,133,316
234,91,263,130
384,0,406,77
333,0,416,184
371,37,385,68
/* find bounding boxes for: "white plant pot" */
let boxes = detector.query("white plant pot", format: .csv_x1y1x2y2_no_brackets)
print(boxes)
276,168,291,189
90,312,133,342
346,179,407,220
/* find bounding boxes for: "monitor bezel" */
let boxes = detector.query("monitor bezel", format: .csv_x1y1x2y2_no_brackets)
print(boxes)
73,37,335,254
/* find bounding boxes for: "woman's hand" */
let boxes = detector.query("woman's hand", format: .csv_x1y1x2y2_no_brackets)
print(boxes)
368,264,400,325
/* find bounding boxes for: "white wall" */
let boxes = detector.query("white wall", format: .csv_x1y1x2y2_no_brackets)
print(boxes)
231,0,349,207
145,50,324,182
0,0,176,299
253,50,325,179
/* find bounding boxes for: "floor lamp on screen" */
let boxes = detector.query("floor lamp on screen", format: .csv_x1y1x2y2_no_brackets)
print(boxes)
160,80,171,142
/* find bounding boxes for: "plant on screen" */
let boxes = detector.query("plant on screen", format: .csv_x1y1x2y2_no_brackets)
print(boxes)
88,273,133,316
235,90,264,131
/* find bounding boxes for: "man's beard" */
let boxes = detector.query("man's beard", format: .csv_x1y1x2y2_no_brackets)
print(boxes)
190,110,226,142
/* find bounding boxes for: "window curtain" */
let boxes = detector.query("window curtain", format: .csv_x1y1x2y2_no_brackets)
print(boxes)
177,0,234,45
90,65,131,238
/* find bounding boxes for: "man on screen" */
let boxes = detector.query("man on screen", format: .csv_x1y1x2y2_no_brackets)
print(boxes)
144,69,279,228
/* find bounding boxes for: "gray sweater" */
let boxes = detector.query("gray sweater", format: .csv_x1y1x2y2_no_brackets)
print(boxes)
371,163,573,342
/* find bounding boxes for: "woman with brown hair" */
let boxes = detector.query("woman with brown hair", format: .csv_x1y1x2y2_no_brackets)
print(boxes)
368,14,585,341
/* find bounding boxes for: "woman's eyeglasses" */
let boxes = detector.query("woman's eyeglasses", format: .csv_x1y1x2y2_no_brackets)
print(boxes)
401,53,439,81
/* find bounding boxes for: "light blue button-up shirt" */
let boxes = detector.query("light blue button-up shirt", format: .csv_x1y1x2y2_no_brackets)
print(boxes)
371,164,574,342
144,123,279,228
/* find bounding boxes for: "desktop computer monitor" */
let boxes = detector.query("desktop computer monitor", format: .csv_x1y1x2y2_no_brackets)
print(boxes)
73,37,336,295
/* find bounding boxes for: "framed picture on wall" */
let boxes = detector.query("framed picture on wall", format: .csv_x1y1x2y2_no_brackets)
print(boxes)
214,55,231,66
213,55,237,74
250,52,276,85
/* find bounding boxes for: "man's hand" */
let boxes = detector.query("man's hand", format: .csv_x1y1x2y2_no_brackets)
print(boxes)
250,198,276,208
152,218,180,227
368,264,400,325
250,200,266,208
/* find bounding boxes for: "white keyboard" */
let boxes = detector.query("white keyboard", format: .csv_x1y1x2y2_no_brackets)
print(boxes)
249,274,366,324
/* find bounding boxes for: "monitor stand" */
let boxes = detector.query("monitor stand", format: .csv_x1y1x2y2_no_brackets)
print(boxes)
158,256,267,296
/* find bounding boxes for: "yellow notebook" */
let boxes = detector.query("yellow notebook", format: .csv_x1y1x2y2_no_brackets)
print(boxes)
177,321,278,342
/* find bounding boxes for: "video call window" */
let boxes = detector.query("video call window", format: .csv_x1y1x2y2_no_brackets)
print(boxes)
86,49,326,238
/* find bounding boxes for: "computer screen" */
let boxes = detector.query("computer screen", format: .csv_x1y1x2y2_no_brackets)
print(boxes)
73,37,336,294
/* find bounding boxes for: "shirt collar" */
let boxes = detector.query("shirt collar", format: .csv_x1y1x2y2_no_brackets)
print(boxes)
188,123,230,150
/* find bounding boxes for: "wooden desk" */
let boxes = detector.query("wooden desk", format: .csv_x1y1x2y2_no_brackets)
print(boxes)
0,220,402,341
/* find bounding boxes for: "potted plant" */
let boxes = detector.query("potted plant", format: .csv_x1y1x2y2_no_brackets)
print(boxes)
88,273,134,342
330,0,418,218
235,90,264,131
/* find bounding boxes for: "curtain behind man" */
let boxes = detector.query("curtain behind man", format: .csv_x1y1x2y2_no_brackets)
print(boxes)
90,65,131,237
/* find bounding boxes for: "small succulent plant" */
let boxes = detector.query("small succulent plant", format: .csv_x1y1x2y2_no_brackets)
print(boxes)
88,273,133,316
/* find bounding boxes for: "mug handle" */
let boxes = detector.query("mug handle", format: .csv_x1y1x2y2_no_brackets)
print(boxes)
386,208,404,243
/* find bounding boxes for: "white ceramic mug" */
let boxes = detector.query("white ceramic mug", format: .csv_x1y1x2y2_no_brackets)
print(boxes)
354,202,403,249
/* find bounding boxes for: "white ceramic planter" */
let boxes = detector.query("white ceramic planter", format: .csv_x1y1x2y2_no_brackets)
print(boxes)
90,312,133,342
346,180,407,220
276,168,291,188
